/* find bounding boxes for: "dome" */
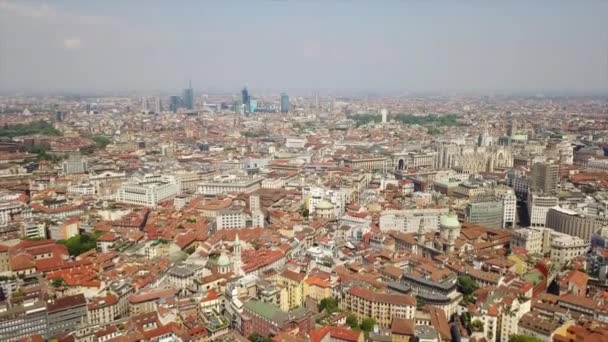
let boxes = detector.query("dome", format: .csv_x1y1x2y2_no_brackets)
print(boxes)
440,212,461,229
316,199,334,210
217,252,231,267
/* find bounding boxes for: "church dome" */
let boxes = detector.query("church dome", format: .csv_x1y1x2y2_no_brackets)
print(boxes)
440,212,461,229
217,252,231,267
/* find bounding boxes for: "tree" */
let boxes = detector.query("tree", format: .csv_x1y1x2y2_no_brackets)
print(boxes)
248,333,272,342
92,135,112,149
318,297,339,313
59,233,101,256
457,275,479,296
51,277,66,288
470,319,484,332
417,297,427,309
359,318,376,332
346,314,358,329
509,335,544,342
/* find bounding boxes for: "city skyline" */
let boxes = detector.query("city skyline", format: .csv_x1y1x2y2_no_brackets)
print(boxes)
1,0,607,95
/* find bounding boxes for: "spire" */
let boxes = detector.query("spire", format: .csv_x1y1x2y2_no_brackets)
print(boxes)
235,233,240,244
189,79,192,88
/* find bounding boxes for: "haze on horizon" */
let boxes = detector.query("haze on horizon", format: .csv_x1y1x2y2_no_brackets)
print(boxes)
0,0,607,95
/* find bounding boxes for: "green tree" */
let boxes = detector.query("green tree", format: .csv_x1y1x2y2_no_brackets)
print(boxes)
509,335,544,342
0,120,62,138
417,297,427,309
359,318,376,332
318,297,339,313
470,319,484,332
346,314,358,329
51,277,66,288
248,332,272,342
457,275,479,296
59,233,101,256
92,135,112,149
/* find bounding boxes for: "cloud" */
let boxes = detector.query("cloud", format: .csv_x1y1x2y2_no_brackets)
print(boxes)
63,37,82,50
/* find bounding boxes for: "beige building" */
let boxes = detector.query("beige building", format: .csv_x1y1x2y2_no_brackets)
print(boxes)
88,294,119,326
550,232,589,265
277,269,306,311
531,162,559,195
546,207,600,242
341,286,416,327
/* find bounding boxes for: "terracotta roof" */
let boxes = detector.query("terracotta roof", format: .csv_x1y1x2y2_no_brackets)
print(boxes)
128,288,177,304
391,318,415,336
348,286,416,306
280,269,306,282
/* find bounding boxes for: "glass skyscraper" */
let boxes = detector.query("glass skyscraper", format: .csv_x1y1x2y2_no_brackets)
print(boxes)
280,93,289,113
182,81,194,110
241,87,250,113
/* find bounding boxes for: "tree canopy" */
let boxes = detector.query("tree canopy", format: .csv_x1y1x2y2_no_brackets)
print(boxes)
458,275,479,296
359,318,376,332
0,120,61,137
59,232,103,256
510,335,545,342
318,297,339,313
248,333,272,342
346,314,358,329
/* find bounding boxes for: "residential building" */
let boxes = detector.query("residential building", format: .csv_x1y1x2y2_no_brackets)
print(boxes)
277,269,306,311
340,286,416,327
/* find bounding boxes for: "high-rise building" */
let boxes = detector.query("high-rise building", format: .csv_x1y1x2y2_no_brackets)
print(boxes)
182,81,194,110
249,99,257,113
381,108,388,124
169,96,181,113
280,93,290,113
531,162,559,195
141,97,148,113
241,87,250,113
154,97,162,113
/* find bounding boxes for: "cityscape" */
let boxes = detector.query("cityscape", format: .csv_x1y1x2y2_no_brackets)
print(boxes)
0,1,608,342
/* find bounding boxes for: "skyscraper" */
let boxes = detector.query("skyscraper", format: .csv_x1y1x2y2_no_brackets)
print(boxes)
241,87,250,113
280,93,289,113
182,81,194,110
169,96,181,113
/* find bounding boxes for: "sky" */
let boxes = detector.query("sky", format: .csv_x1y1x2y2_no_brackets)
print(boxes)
0,0,607,95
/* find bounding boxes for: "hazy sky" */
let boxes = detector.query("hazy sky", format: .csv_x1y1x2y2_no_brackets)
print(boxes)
1,0,607,94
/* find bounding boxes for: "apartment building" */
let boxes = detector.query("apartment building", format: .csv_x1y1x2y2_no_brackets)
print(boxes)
341,286,416,327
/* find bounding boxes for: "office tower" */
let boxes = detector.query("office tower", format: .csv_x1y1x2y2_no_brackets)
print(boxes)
280,93,289,113
465,199,504,229
249,99,257,113
182,81,194,110
241,87,250,113
85,103,91,114
154,97,162,113
141,97,148,113
532,162,559,195
169,96,181,113
381,109,388,124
